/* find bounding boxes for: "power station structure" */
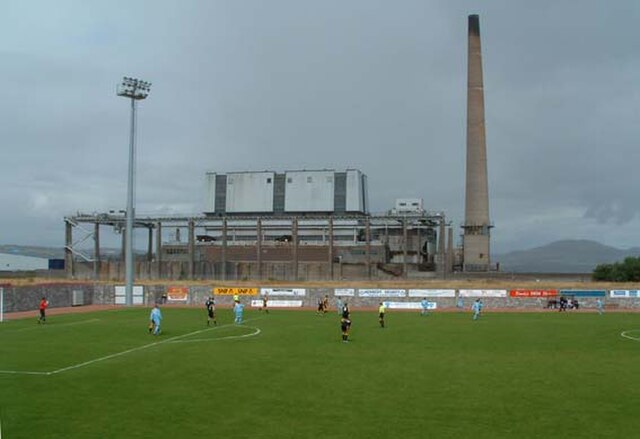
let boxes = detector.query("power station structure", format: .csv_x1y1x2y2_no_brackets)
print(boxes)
462,14,492,272
63,14,495,280
64,169,457,281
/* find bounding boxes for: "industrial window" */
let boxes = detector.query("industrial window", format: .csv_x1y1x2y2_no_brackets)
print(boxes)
267,178,272,183
307,176,313,183
228,178,233,185
412,202,418,206
400,202,406,206
287,178,292,183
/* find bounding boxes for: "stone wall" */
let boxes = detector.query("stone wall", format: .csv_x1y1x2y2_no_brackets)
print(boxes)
3,283,639,315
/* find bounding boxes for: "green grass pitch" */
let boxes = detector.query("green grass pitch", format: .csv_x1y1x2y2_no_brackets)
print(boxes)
1,308,639,438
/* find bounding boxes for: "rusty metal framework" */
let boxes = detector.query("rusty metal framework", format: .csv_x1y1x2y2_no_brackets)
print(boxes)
64,211,452,280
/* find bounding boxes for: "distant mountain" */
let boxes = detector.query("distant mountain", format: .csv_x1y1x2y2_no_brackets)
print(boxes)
495,240,640,273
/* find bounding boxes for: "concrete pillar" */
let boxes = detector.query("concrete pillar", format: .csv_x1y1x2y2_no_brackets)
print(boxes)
188,220,195,280
447,227,454,273
65,220,73,279
147,226,153,262
328,217,334,280
93,222,100,280
463,14,491,271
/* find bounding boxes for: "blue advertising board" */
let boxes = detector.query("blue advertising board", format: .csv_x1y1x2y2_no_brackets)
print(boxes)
559,290,606,298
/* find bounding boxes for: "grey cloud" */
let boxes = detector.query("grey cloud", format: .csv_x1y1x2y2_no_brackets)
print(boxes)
1,0,639,253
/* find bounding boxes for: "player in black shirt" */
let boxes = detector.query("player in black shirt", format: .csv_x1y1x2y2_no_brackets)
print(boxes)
205,297,217,326
340,317,351,342
260,295,269,314
340,302,351,342
341,302,350,319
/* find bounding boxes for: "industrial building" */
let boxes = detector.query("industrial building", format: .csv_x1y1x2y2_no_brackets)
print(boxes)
64,169,457,281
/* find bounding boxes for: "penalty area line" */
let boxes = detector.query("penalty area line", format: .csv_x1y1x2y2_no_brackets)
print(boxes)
168,326,261,343
47,317,264,375
620,330,640,341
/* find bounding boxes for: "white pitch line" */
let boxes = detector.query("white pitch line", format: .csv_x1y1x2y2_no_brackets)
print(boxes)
47,318,263,375
168,326,261,343
0,369,50,376
0,318,263,376
0,318,101,334
621,330,640,341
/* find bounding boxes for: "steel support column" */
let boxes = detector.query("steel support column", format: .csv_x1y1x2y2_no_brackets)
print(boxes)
292,218,299,281
256,218,263,280
65,220,73,279
221,218,228,281
188,219,195,280
402,219,408,278
328,217,334,280
93,222,100,280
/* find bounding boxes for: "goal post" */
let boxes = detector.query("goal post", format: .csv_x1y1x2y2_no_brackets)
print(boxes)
0,283,10,323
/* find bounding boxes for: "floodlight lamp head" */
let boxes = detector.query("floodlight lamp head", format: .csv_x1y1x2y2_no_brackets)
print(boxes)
117,76,151,100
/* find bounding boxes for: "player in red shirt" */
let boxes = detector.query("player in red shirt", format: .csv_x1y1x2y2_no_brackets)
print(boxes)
38,297,49,324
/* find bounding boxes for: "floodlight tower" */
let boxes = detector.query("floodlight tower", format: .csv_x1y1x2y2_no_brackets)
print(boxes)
117,77,151,306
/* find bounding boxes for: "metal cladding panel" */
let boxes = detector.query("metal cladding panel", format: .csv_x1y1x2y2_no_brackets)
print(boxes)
334,172,347,214
361,173,369,213
284,170,334,212
204,173,216,213
226,172,275,213
273,173,286,213
215,174,227,213
346,170,367,213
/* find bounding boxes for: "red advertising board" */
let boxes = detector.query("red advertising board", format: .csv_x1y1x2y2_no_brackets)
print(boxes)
509,289,558,298
167,286,189,301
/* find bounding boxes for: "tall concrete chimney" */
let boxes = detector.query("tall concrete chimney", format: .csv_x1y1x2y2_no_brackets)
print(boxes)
463,14,492,271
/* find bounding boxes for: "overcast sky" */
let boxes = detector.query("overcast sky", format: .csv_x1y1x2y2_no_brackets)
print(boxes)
1,0,639,254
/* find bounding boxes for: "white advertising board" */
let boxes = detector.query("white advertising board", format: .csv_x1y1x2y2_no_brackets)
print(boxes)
358,289,406,298
382,301,437,310
408,289,455,298
609,290,640,298
251,300,303,307
260,288,306,297
458,289,507,298
115,286,144,305
335,288,355,296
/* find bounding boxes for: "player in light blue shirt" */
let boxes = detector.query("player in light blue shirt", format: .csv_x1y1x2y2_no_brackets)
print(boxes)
336,297,343,315
596,298,604,315
471,299,483,320
420,298,430,316
150,304,163,335
234,301,245,324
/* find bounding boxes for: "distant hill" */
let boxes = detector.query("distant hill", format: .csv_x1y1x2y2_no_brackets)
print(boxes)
0,245,65,259
0,245,126,260
495,240,640,273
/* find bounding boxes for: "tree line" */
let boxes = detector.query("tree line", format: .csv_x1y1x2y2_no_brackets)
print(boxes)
592,256,640,282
